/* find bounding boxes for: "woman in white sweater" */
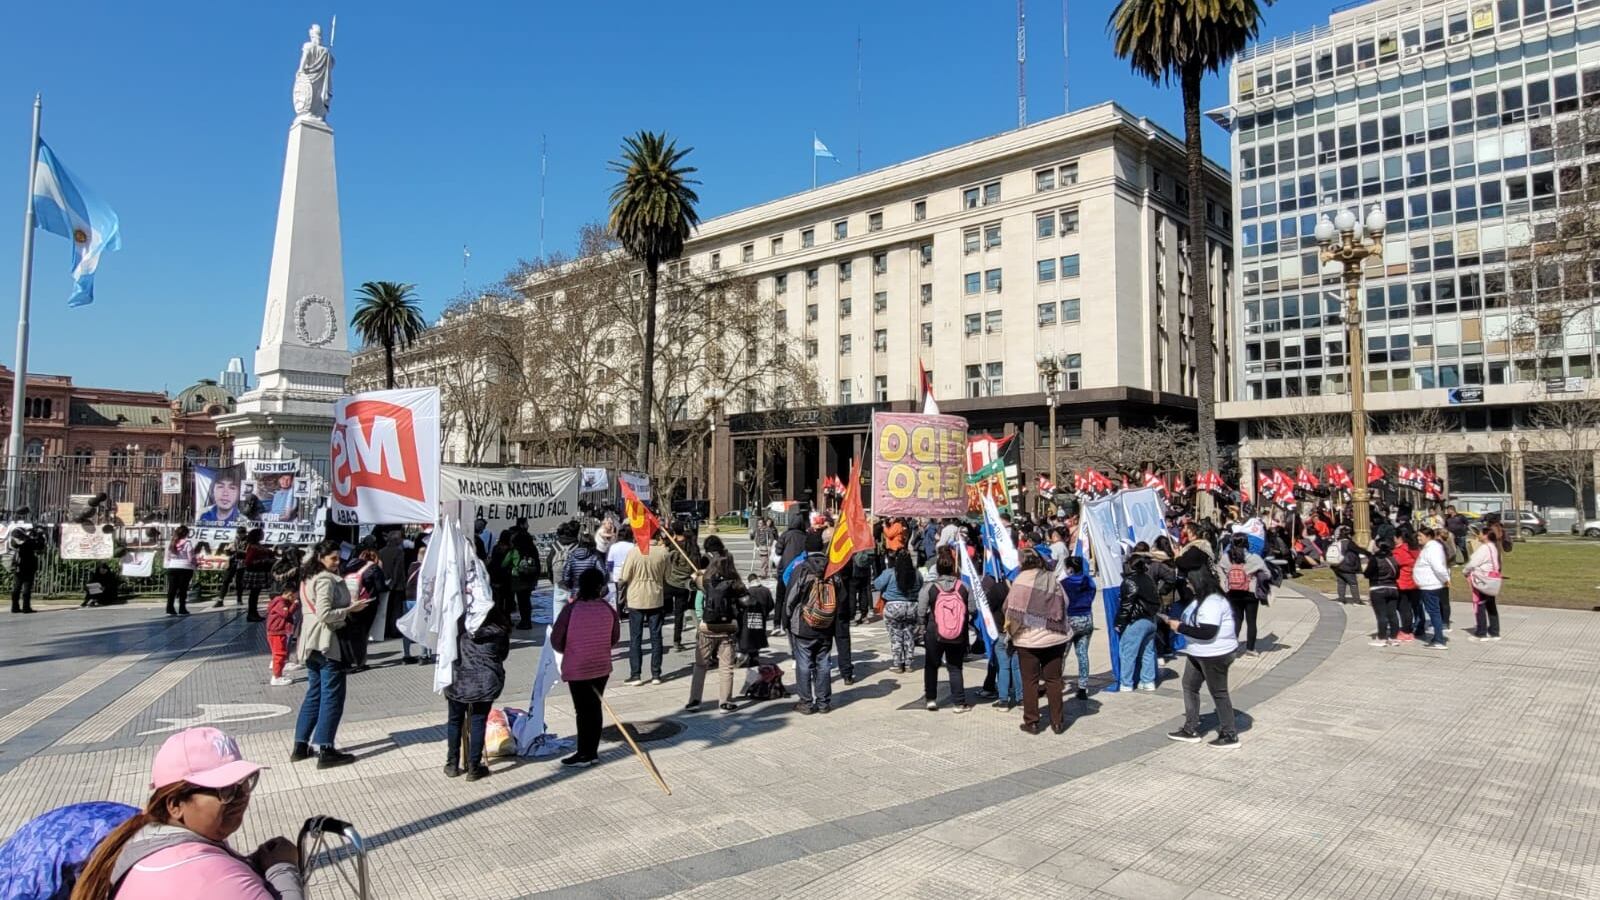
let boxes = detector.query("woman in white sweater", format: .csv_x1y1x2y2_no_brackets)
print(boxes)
1411,527,1452,649
1463,522,1504,641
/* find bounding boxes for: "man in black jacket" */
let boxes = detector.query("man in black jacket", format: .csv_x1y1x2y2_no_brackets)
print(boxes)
773,509,810,636
785,533,839,714
8,513,41,614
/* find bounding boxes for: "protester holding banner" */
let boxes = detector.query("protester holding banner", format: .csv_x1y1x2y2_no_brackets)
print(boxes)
1005,548,1071,735
292,539,371,769
442,583,512,781
164,527,196,617
549,568,620,768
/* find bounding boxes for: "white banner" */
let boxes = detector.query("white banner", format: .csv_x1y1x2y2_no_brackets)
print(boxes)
160,471,182,495
331,387,441,525
121,550,156,578
579,467,609,494
618,471,651,503
60,524,114,560
1079,496,1125,584
1117,488,1167,546
440,465,580,542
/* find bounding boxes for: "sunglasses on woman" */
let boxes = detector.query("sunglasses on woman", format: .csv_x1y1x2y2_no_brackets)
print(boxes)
197,771,259,805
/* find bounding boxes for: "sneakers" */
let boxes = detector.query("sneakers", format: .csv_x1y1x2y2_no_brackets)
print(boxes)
1019,722,1042,735
1425,642,1449,651
1075,688,1089,701
1137,683,1156,692
316,747,356,769
560,754,596,768
953,704,974,714
1209,733,1241,750
464,765,491,782
289,742,312,762
683,700,701,711
269,675,293,687
794,702,816,716
1242,650,1261,659
1486,635,1503,641
1167,727,1203,744
1396,632,1416,643
443,763,461,778
925,701,939,712
650,677,663,685
623,677,641,686
400,656,418,665
1368,639,1388,647
719,702,738,712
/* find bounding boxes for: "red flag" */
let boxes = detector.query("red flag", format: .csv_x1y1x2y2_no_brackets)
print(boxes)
825,457,873,579
1258,471,1273,498
1424,469,1443,500
619,479,660,554
1171,473,1187,494
1271,470,1295,503
1324,463,1353,490
1037,474,1055,494
1295,466,1320,491
918,359,939,414
1143,470,1164,491
1366,458,1385,484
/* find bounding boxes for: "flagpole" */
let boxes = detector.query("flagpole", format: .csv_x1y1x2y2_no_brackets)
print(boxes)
812,133,817,190
6,95,41,514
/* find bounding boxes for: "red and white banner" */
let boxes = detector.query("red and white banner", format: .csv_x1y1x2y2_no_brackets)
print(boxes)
331,387,441,525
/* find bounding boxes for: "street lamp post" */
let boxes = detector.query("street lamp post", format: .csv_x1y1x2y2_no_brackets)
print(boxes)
1316,205,1387,549
1036,352,1065,515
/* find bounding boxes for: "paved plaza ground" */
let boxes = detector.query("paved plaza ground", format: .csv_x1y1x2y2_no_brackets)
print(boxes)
0,537,1596,899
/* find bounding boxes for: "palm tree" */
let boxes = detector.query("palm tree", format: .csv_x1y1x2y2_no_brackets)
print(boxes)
351,281,427,389
1110,0,1271,470
608,131,701,473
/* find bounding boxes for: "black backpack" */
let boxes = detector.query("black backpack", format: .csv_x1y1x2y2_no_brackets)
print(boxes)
703,578,740,630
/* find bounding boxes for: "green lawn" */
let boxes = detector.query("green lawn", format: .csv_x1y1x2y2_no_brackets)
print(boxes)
1294,536,1600,611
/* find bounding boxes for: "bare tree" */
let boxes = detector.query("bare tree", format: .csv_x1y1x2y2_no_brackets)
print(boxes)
428,300,524,464
1265,402,1350,472
1523,400,1600,514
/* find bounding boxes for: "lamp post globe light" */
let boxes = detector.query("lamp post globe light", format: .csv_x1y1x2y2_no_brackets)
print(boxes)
1036,351,1067,515
1316,204,1387,549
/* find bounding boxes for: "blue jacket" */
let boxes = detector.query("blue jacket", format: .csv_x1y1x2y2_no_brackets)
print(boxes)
560,544,606,592
1063,570,1097,618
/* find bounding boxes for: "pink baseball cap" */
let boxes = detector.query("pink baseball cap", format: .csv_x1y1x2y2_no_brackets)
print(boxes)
150,726,263,790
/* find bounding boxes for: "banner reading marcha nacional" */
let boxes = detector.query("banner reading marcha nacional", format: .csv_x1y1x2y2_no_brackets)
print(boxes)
870,412,969,517
331,387,441,525
439,465,580,541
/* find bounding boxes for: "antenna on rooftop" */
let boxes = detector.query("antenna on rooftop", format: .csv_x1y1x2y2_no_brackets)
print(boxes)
1017,0,1028,128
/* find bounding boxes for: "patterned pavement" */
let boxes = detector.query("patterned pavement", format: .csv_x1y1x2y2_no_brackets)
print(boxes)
0,537,1595,899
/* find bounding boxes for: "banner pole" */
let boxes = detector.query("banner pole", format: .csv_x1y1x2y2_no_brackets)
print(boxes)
6,95,42,514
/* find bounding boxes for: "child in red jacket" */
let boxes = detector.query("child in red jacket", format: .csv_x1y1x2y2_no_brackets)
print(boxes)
266,565,300,686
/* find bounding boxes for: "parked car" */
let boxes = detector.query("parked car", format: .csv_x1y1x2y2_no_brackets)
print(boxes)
1512,509,1548,535
1573,519,1600,538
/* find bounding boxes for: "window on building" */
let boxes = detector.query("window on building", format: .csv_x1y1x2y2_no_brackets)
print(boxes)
964,229,980,254
839,379,853,404
1059,162,1079,185
710,251,720,271
110,446,129,468
1037,213,1055,239
833,219,848,240
840,334,852,355
806,339,818,358
1061,254,1080,278
919,242,933,266
840,296,852,317
23,439,44,463
873,329,887,352
964,272,981,295
741,243,754,263
770,236,783,255
838,260,852,281
873,252,887,275
806,267,819,288
966,364,984,397
774,273,787,295
873,291,888,313
868,211,883,232
107,480,127,503
1036,168,1056,192
921,283,933,305
1038,302,1057,326
985,268,1003,292
801,228,815,248
964,313,981,336
985,310,1003,333
963,187,980,209
22,397,51,419
983,224,1002,250
1062,297,1080,323
921,322,933,345
874,375,888,403
913,199,927,221
983,181,1001,205
986,362,1003,395
144,449,163,468
1038,258,1057,282
1066,353,1082,390
774,309,787,331
806,303,818,323
1061,207,1080,234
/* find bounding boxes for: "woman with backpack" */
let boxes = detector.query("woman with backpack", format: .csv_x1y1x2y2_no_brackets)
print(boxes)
1365,540,1403,646
686,536,744,712
917,547,976,713
1464,522,1505,641
1004,548,1072,734
1220,534,1270,658
873,550,923,673
1061,557,1097,700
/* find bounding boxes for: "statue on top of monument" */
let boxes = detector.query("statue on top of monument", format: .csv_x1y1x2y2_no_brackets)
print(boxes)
292,23,333,121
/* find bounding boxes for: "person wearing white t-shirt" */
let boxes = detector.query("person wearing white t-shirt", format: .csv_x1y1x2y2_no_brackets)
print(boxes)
1412,527,1452,649
1160,592,1241,750
605,527,637,611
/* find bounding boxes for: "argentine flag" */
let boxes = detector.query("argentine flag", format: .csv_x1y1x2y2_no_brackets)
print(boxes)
813,135,840,161
32,142,120,308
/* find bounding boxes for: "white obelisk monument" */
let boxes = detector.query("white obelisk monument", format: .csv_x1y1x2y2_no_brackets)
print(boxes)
218,23,350,462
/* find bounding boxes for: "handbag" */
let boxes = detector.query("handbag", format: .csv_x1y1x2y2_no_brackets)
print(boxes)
1468,545,1503,597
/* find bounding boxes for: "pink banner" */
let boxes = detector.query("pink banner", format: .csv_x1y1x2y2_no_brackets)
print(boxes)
871,412,969,517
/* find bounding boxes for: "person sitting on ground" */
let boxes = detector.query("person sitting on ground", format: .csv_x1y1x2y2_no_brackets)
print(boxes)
70,726,302,900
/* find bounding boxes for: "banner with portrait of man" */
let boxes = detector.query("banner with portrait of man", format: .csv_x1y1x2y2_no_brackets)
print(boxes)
248,460,305,524
193,464,247,528
193,462,326,546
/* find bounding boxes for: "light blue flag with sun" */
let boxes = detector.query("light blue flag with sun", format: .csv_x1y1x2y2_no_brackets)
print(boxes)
32,142,120,308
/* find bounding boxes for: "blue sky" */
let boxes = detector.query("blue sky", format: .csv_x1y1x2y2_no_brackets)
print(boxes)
0,0,1329,394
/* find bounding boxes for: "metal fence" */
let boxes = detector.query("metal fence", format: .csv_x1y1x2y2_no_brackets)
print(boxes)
0,455,332,600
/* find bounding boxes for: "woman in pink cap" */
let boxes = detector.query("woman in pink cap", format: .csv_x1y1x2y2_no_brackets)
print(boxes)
69,726,303,899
